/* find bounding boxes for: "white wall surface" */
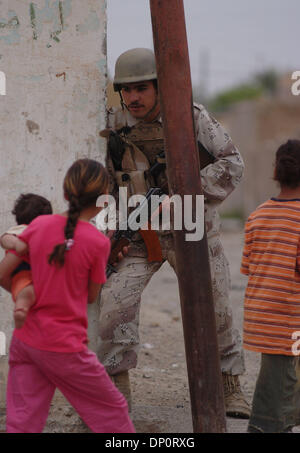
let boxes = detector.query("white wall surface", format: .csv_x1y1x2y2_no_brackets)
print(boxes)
0,0,107,353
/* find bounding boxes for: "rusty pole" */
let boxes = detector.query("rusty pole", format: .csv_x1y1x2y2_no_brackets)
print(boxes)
149,0,226,432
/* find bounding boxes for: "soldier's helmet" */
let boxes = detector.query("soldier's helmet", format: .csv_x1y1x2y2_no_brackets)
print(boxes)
113,48,157,92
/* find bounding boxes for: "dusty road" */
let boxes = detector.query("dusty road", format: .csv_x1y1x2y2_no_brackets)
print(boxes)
129,227,257,433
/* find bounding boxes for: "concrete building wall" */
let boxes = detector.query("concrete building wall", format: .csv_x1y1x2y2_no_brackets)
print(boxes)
0,0,107,372
217,86,300,220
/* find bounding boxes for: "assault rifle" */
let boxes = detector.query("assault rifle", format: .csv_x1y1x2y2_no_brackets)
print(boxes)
106,187,166,278
147,141,216,190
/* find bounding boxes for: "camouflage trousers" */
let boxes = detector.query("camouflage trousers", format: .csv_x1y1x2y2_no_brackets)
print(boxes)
98,234,245,376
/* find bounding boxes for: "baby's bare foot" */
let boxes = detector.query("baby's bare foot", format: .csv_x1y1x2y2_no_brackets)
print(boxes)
14,308,28,329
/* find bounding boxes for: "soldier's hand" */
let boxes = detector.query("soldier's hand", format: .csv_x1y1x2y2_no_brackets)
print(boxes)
115,246,129,264
107,230,129,265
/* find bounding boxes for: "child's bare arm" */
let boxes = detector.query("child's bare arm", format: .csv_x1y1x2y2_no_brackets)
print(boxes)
0,234,19,250
15,238,28,255
0,234,28,255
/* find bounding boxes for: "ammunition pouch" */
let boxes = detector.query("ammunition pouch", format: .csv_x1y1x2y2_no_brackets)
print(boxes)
110,137,155,198
115,170,152,199
103,124,169,197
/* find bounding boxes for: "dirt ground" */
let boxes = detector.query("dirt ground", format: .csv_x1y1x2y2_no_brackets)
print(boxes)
129,225,256,433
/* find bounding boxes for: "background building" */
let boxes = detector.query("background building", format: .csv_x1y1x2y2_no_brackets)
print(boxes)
217,74,300,219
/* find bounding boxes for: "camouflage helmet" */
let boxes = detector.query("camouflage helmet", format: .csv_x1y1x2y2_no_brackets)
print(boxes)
113,48,157,92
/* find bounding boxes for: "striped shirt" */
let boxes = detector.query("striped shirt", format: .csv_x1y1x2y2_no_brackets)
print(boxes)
241,198,300,355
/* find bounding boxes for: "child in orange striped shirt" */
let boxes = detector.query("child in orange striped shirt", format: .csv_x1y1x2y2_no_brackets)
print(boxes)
241,139,300,433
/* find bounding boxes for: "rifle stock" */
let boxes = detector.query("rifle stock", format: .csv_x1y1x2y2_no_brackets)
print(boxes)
139,227,163,262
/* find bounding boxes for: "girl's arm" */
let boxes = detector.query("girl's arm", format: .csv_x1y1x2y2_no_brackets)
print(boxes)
88,237,111,304
88,281,102,304
15,237,28,255
0,252,22,292
0,234,19,250
0,235,28,255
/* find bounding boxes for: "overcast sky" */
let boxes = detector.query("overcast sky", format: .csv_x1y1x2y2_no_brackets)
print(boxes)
107,0,299,96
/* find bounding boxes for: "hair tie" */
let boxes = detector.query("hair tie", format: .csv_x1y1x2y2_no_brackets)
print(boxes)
65,239,74,251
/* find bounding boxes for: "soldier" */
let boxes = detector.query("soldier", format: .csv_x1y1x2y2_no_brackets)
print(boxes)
98,48,250,418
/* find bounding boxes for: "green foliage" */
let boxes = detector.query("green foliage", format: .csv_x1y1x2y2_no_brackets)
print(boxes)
255,69,279,95
220,209,244,220
194,69,280,113
208,84,263,112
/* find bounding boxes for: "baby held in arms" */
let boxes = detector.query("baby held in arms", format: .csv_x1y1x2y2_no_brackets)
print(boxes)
0,193,52,328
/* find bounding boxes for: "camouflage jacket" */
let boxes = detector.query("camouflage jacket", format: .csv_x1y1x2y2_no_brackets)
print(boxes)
105,103,244,239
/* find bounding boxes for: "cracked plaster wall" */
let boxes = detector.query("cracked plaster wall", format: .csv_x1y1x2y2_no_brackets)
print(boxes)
0,1,107,378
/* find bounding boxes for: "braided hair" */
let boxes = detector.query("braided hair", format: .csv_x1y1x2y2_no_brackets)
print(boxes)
48,159,109,267
274,140,300,188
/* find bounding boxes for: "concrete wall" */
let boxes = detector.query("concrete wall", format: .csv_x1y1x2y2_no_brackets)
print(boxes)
0,0,107,362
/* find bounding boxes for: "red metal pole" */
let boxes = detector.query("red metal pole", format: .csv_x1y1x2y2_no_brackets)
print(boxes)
149,0,226,432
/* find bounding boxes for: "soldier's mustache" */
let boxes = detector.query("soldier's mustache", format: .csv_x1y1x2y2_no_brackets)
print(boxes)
128,102,143,108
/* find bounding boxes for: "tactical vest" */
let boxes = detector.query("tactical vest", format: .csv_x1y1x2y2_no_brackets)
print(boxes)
106,108,215,199
111,121,168,198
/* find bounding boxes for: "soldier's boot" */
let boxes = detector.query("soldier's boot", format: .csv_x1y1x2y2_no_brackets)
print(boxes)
223,373,251,419
112,371,132,412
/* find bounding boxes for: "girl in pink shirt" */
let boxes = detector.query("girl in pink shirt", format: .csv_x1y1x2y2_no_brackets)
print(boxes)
0,158,135,433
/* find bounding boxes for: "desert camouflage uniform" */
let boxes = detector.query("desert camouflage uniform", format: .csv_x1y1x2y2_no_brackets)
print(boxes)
98,103,245,377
